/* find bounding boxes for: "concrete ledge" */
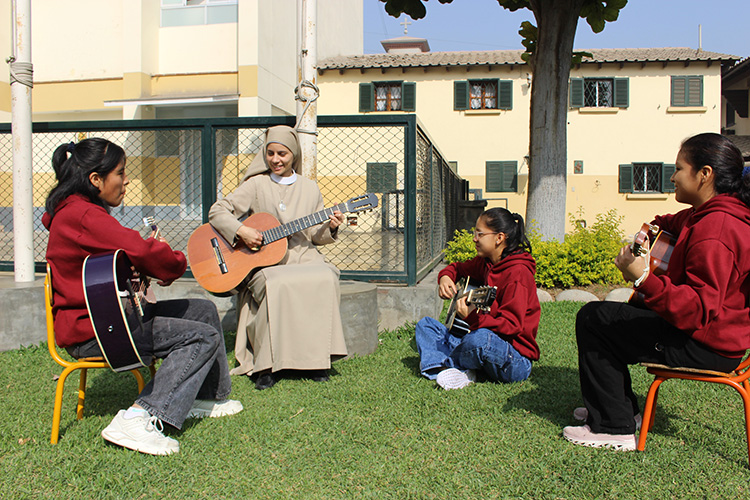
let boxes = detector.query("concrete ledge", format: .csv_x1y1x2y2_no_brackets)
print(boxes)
0,273,389,358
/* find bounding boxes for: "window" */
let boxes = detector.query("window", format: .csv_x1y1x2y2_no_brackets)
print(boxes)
486,161,517,193
726,100,737,128
455,80,512,110
570,78,629,108
366,163,398,193
358,82,416,112
671,76,703,107
161,0,238,28
618,163,675,193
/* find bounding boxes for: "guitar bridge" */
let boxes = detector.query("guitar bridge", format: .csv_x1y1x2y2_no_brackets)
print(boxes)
211,237,229,274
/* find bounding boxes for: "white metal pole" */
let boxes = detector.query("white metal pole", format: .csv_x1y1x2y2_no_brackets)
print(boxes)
296,0,318,180
9,0,34,282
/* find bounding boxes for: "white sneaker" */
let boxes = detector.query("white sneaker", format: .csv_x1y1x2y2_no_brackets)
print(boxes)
436,368,476,390
562,424,636,451
101,409,179,456
188,399,244,419
573,406,642,430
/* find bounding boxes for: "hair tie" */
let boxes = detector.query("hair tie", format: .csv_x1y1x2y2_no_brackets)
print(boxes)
743,166,750,178
66,142,76,154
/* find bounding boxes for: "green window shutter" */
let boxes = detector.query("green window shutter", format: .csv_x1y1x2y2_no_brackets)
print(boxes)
366,163,397,193
498,80,513,110
671,76,686,106
661,164,676,193
570,78,584,108
401,82,416,111
486,161,517,193
454,81,469,110
687,76,703,106
614,78,629,108
618,164,633,193
359,83,374,112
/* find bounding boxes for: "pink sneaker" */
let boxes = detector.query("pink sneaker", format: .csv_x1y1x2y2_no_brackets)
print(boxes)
562,424,636,451
573,407,642,430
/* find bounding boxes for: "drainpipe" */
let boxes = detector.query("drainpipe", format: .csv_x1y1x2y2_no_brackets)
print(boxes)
7,0,34,282
296,0,318,180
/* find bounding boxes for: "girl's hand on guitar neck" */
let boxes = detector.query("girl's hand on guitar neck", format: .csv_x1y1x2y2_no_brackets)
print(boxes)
236,225,264,249
455,296,475,319
614,242,648,283
438,275,458,300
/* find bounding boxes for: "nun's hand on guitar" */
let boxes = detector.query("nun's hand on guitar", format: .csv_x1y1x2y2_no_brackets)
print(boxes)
614,243,647,282
236,225,263,249
438,275,458,300
328,210,345,230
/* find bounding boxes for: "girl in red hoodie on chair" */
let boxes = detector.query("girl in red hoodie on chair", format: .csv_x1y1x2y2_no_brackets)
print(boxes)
564,133,750,451
415,207,540,390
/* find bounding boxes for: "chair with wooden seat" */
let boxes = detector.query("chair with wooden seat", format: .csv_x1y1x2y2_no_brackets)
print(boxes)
637,355,750,466
45,265,154,444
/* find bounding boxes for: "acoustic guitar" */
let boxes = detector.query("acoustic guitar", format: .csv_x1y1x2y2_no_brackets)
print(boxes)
81,217,159,372
628,222,676,306
444,277,498,336
188,194,378,296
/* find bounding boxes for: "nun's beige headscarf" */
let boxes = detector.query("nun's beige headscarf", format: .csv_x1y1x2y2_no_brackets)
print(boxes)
241,125,301,182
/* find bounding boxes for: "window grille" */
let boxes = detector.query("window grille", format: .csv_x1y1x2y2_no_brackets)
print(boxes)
633,163,661,192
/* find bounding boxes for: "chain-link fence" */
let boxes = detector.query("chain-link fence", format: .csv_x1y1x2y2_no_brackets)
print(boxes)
0,115,464,284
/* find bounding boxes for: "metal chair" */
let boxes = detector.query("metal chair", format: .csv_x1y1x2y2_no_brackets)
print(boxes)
45,265,154,444
638,355,750,466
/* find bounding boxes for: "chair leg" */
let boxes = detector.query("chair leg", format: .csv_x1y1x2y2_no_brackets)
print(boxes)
637,376,666,451
129,368,146,393
735,386,750,468
76,368,88,420
51,365,78,445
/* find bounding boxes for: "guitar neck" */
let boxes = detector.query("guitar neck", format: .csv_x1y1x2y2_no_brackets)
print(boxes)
261,203,347,244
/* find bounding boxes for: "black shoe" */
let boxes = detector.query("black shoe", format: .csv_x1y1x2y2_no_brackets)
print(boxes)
308,369,329,382
255,371,278,390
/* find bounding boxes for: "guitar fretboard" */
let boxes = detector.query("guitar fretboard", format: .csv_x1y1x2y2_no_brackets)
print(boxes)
262,203,347,244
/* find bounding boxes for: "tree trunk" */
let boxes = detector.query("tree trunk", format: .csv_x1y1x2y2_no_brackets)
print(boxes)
525,0,583,241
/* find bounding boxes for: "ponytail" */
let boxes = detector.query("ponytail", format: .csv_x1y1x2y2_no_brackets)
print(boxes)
45,138,126,219
480,207,532,258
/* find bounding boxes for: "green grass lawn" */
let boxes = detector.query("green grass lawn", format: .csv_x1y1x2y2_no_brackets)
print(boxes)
1,301,749,499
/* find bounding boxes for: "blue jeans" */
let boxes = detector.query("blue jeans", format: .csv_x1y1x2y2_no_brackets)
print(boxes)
67,298,232,429
415,316,532,383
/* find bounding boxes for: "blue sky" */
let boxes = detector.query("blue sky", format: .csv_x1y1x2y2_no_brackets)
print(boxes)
363,0,750,59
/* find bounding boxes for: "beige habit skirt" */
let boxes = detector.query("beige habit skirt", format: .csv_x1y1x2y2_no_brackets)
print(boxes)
229,263,348,376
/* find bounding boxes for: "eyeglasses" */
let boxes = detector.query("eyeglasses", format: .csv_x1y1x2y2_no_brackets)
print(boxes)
473,230,498,239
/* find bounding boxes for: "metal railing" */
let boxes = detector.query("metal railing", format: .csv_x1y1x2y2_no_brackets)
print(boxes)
0,115,464,285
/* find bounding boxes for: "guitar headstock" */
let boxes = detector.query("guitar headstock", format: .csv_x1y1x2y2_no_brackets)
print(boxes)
467,286,497,312
345,193,379,214
631,223,658,257
143,216,159,239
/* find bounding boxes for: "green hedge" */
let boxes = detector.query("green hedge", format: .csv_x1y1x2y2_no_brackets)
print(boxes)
443,208,627,288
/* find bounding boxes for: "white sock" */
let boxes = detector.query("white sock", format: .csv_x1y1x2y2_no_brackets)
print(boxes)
123,407,150,420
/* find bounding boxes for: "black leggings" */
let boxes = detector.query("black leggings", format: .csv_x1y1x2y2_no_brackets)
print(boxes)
575,301,741,434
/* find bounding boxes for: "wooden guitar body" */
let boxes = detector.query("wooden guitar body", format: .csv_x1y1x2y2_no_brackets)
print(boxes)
188,213,288,296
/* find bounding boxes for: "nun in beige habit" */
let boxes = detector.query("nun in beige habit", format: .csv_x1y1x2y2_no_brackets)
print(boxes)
208,125,347,390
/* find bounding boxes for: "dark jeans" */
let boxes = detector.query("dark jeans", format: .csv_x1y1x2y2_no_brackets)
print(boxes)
67,298,232,429
575,301,741,435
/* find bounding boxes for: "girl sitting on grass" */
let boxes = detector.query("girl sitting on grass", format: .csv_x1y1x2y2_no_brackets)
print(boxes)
415,207,540,390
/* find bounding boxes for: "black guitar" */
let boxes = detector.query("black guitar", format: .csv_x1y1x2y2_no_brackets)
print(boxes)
82,217,159,372
444,278,497,336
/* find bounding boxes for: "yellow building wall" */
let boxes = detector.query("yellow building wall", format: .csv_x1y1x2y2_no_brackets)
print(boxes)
317,60,723,236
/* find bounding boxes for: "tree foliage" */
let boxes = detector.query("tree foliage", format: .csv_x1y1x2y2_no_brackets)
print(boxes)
379,0,628,241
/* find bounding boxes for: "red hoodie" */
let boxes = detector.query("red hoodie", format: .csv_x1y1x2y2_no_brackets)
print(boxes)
438,252,540,361
638,194,750,357
42,194,187,348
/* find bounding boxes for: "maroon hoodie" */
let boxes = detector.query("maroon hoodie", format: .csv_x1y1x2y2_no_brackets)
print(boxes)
638,194,750,357
439,252,540,361
42,194,187,347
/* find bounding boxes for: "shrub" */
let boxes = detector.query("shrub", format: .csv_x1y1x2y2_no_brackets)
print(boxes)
443,208,627,288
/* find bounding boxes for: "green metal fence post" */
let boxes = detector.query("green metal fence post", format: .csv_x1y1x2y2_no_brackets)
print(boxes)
404,115,417,286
